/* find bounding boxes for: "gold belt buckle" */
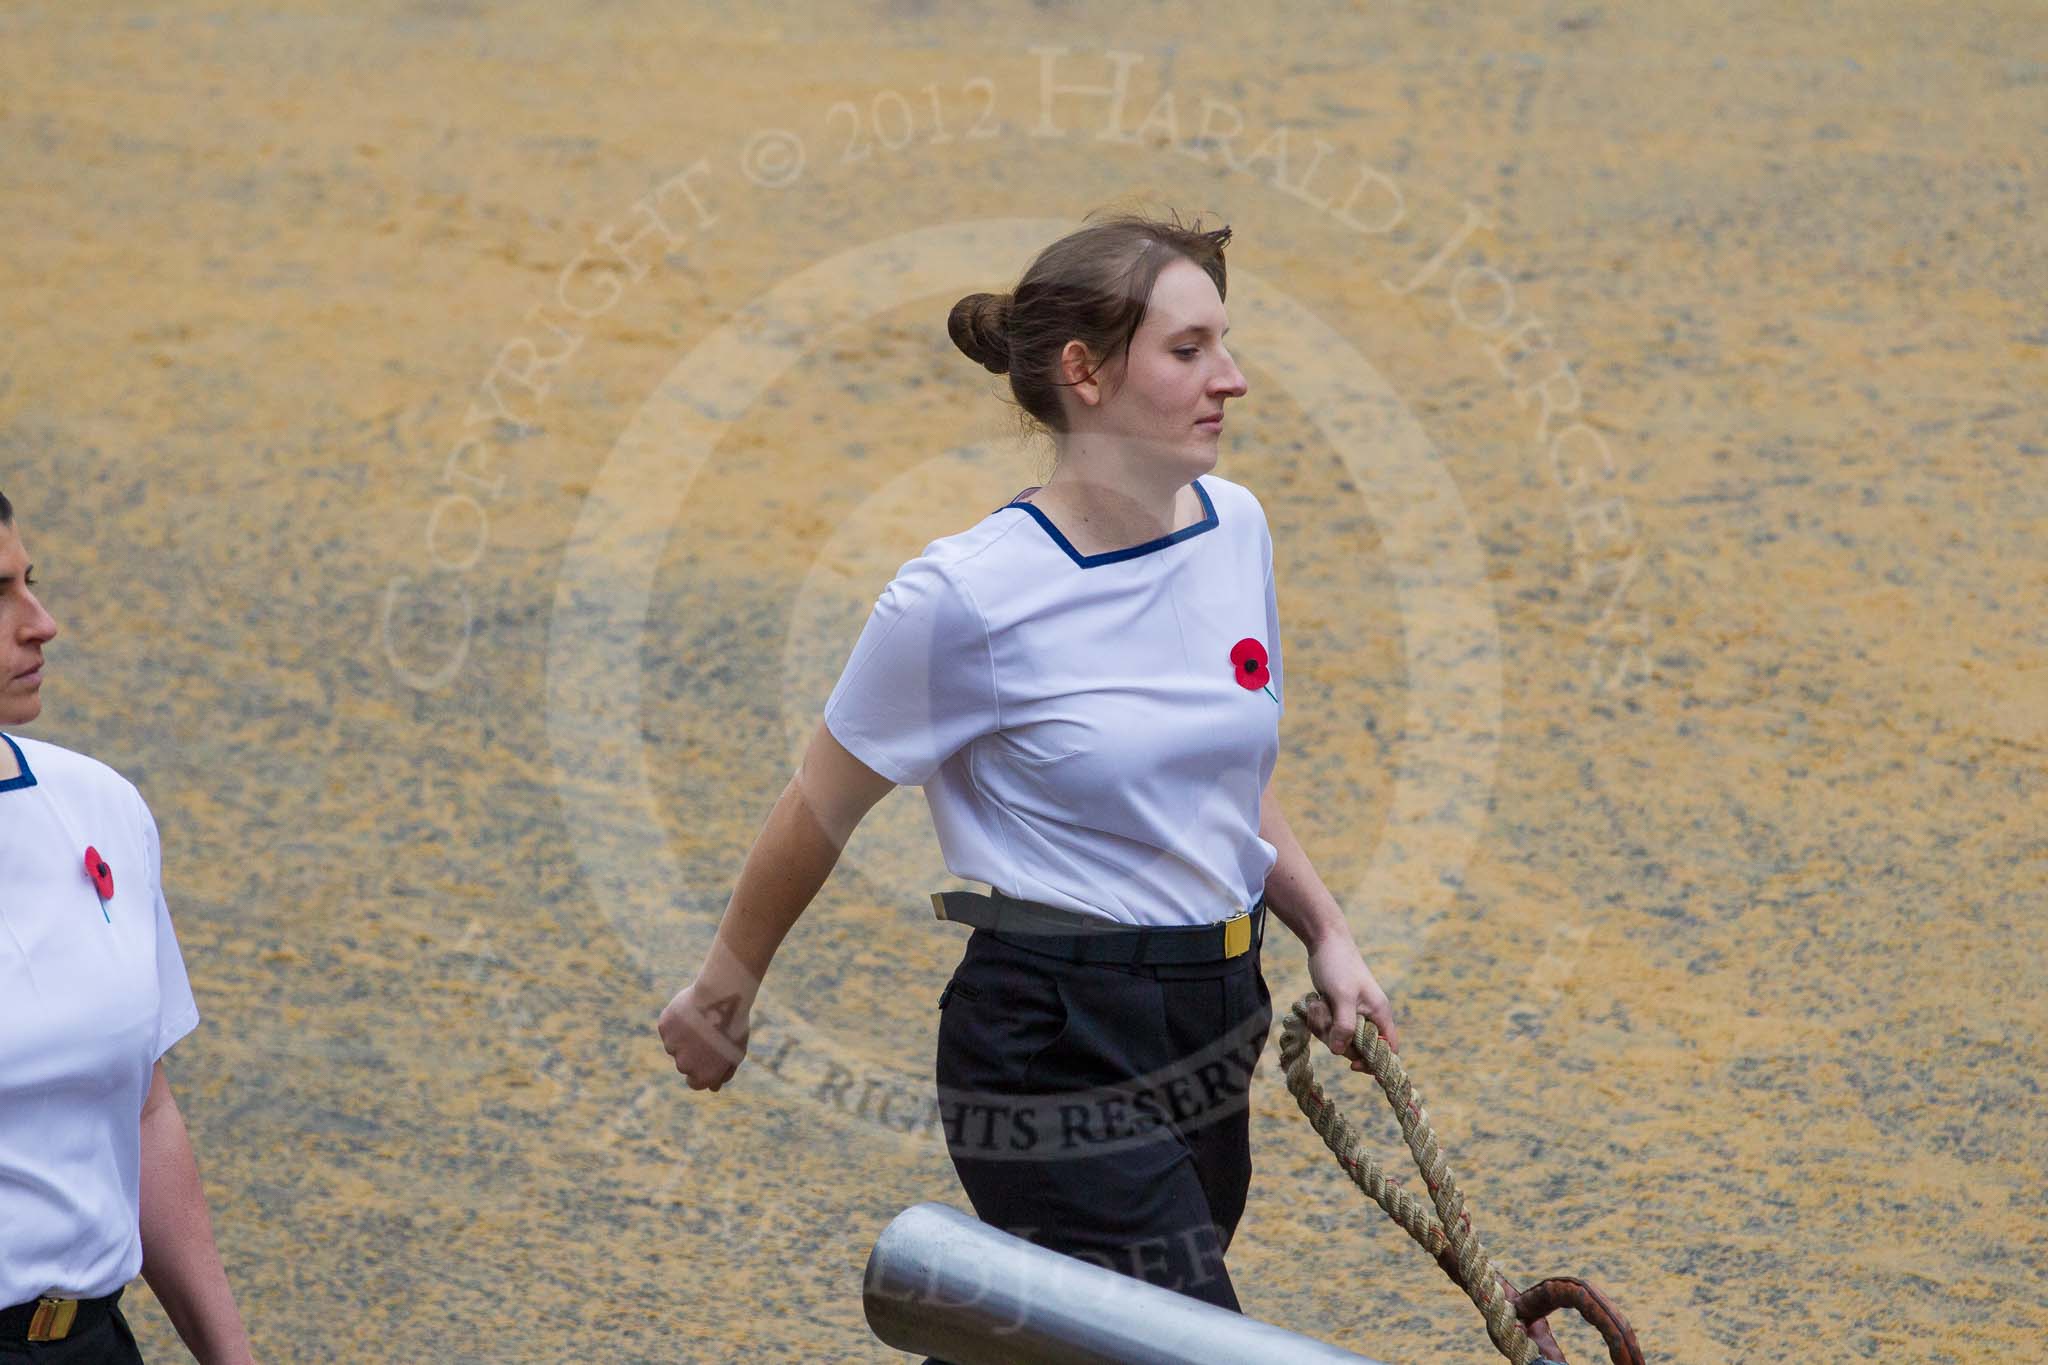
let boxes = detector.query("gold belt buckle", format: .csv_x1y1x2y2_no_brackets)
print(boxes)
28,1296,80,1342
1221,911,1252,958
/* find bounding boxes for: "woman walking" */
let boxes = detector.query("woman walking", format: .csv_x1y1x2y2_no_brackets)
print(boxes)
0,489,255,1364
659,210,1398,1325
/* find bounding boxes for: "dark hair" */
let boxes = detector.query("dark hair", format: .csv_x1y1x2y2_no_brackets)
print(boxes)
948,208,1232,437
0,488,11,525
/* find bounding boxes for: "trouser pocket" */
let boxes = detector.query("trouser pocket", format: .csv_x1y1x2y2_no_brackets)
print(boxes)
935,950,1067,1098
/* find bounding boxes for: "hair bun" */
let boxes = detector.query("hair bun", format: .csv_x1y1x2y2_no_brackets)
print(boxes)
947,292,1012,375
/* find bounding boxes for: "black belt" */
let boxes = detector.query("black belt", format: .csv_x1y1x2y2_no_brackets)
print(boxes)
0,1288,122,1344
931,888,1267,965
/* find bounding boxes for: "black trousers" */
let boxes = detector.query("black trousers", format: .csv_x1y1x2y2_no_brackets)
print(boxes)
0,1291,145,1365
932,925,1273,1335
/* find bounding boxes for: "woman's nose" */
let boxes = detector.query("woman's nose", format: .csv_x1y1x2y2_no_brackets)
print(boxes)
24,592,57,643
1215,354,1248,398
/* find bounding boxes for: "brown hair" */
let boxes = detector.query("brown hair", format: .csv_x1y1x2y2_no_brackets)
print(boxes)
948,208,1232,439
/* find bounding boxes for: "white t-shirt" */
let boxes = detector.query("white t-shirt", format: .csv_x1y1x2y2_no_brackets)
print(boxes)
0,734,201,1305
824,472,1283,927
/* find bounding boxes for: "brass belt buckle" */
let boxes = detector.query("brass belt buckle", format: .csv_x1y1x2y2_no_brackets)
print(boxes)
28,1296,79,1342
1221,911,1252,958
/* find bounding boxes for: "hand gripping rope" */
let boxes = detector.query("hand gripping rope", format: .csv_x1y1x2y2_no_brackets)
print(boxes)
1278,994,1646,1365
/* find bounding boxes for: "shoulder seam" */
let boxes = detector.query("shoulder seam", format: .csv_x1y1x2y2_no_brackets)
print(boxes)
8,735,133,791
943,507,1036,571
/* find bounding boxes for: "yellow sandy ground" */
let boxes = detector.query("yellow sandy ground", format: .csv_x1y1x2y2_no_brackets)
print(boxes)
1,3,2041,1361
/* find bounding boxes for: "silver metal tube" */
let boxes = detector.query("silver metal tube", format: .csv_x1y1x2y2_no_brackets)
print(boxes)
862,1202,1389,1365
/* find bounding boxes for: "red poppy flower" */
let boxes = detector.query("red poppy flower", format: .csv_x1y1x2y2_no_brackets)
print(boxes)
83,846,114,920
83,846,114,898
1229,638,1280,704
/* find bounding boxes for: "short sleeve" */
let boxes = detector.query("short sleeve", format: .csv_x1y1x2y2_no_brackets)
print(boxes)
823,554,998,787
136,791,200,1061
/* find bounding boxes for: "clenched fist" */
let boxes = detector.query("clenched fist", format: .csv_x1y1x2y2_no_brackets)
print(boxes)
657,978,754,1091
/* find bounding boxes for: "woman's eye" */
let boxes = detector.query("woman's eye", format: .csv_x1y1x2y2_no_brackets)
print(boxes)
1175,347,1199,359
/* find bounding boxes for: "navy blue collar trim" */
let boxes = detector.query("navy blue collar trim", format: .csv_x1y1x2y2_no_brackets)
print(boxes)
0,734,37,793
1000,478,1219,568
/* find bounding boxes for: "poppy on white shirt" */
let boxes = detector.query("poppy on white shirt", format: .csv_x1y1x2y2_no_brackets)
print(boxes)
824,472,1283,927
0,734,200,1305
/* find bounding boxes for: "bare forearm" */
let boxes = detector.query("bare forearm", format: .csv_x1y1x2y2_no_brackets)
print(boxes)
1261,783,1403,1051
1259,787,1350,951
138,1080,253,1365
703,776,845,993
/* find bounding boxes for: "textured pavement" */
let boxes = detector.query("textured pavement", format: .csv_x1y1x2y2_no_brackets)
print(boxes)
1,3,2042,1361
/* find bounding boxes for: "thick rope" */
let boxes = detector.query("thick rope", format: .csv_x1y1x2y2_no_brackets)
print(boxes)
1277,992,1540,1365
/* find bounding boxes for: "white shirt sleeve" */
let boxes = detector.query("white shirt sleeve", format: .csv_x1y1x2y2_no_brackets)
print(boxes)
137,791,200,1061
823,553,998,787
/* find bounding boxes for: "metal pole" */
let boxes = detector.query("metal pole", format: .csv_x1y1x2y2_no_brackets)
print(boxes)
863,1203,1390,1365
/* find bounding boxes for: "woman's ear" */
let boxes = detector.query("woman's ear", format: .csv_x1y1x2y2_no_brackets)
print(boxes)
1060,339,1103,408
